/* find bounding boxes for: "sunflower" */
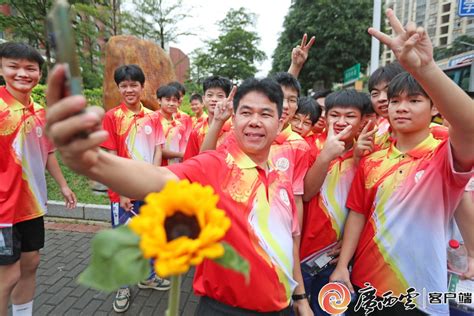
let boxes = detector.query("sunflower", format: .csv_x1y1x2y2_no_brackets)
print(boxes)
129,180,231,277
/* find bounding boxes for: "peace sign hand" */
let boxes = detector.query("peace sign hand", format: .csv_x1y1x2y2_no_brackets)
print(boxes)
214,85,237,123
320,124,352,162
368,9,433,72
354,120,377,160
291,33,316,68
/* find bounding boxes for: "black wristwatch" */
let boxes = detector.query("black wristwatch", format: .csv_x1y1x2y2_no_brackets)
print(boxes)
292,293,308,301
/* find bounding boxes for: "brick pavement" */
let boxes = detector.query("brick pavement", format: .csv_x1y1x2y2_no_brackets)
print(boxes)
29,222,199,316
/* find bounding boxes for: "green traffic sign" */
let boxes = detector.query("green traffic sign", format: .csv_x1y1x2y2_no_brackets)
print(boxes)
344,63,361,83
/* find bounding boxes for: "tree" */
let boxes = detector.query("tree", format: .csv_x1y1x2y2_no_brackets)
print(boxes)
271,0,373,90
191,7,266,83
122,0,193,49
0,0,54,68
434,35,474,61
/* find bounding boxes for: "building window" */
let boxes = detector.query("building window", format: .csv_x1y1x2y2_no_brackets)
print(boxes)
442,3,451,13
441,14,450,24
441,25,449,34
439,36,448,46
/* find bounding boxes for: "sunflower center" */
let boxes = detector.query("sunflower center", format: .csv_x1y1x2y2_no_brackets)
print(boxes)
164,211,200,241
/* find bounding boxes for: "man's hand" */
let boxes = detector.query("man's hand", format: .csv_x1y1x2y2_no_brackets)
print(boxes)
319,124,352,162
354,120,377,160
293,298,314,316
119,196,133,212
61,186,77,209
368,9,433,73
328,241,342,265
213,85,236,123
291,33,316,68
45,64,108,174
329,265,354,293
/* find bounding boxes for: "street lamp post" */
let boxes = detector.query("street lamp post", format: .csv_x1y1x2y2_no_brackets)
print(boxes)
370,0,382,74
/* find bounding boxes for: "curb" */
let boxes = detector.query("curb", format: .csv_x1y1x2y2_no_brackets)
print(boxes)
47,200,110,222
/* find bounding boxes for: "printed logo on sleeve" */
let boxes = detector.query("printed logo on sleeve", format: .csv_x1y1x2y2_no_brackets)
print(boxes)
36,126,43,138
144,125,152,135
275,157,290,172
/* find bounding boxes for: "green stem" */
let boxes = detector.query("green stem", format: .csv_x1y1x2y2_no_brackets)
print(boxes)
166,275,182,316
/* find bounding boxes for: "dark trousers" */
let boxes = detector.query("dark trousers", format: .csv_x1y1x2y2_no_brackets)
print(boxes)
195,296,291,316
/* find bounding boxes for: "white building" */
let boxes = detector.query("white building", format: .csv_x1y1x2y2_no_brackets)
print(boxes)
382,0,474,65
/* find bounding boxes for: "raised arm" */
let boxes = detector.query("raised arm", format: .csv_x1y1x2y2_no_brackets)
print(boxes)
303,124,352,201
45,65,178,200
288,33,316,78
200,86,236,152
369,9,474,171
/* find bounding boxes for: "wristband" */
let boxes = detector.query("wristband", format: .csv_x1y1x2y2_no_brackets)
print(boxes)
292,293,308,301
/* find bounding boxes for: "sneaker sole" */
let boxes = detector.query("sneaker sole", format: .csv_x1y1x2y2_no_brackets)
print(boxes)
113,302,130,313
137,283,171,291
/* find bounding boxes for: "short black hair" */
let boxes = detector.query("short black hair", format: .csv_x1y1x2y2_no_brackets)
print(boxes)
190,93,203,103
156,85,181,99
368,62,405,92
233,78,283,118
202,75,232,96
168,81,186,96
272,72,301,97
325,89,366,115
0,42,44,69
360,92,375,115
296,96,321,125
311,89,332,101
388,72,429,100
114,64,145,86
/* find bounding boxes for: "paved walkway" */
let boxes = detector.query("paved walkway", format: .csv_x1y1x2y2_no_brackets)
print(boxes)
29,221,199,315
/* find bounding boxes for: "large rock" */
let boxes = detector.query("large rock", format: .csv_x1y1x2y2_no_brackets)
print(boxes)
103,35,176,111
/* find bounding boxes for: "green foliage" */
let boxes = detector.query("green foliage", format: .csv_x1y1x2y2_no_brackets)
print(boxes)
214,242,250,282
78,226,150,292
122,0,193,49
271,0,372,91
434,35,474,61
190,7,266,83
46,154,109,205
84,87,103,107
31,84,103,108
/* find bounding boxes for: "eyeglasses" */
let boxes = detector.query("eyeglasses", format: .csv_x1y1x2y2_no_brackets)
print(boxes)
291,117,313,127
283,97,299,106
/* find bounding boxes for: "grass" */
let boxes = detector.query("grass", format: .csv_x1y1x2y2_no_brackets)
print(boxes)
46,155,109,205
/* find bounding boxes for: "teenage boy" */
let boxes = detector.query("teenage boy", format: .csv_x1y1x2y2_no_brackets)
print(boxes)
330,10,474,315
156,85,186,165
271,72,311,228
290,97,321,138
45,74,313,315
189,93,207,127
0,42,77,316
300,90,373,315
168,81,192,142
101,64,169,313
290,97,322,162
183,75,232,160
311,89,332,136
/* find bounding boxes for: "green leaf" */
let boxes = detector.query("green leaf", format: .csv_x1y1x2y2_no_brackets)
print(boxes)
77,226,149,292
214,242,250,282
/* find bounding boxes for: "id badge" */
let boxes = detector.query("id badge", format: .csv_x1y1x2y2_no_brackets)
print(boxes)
302,252,333,277
0,226,14,256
